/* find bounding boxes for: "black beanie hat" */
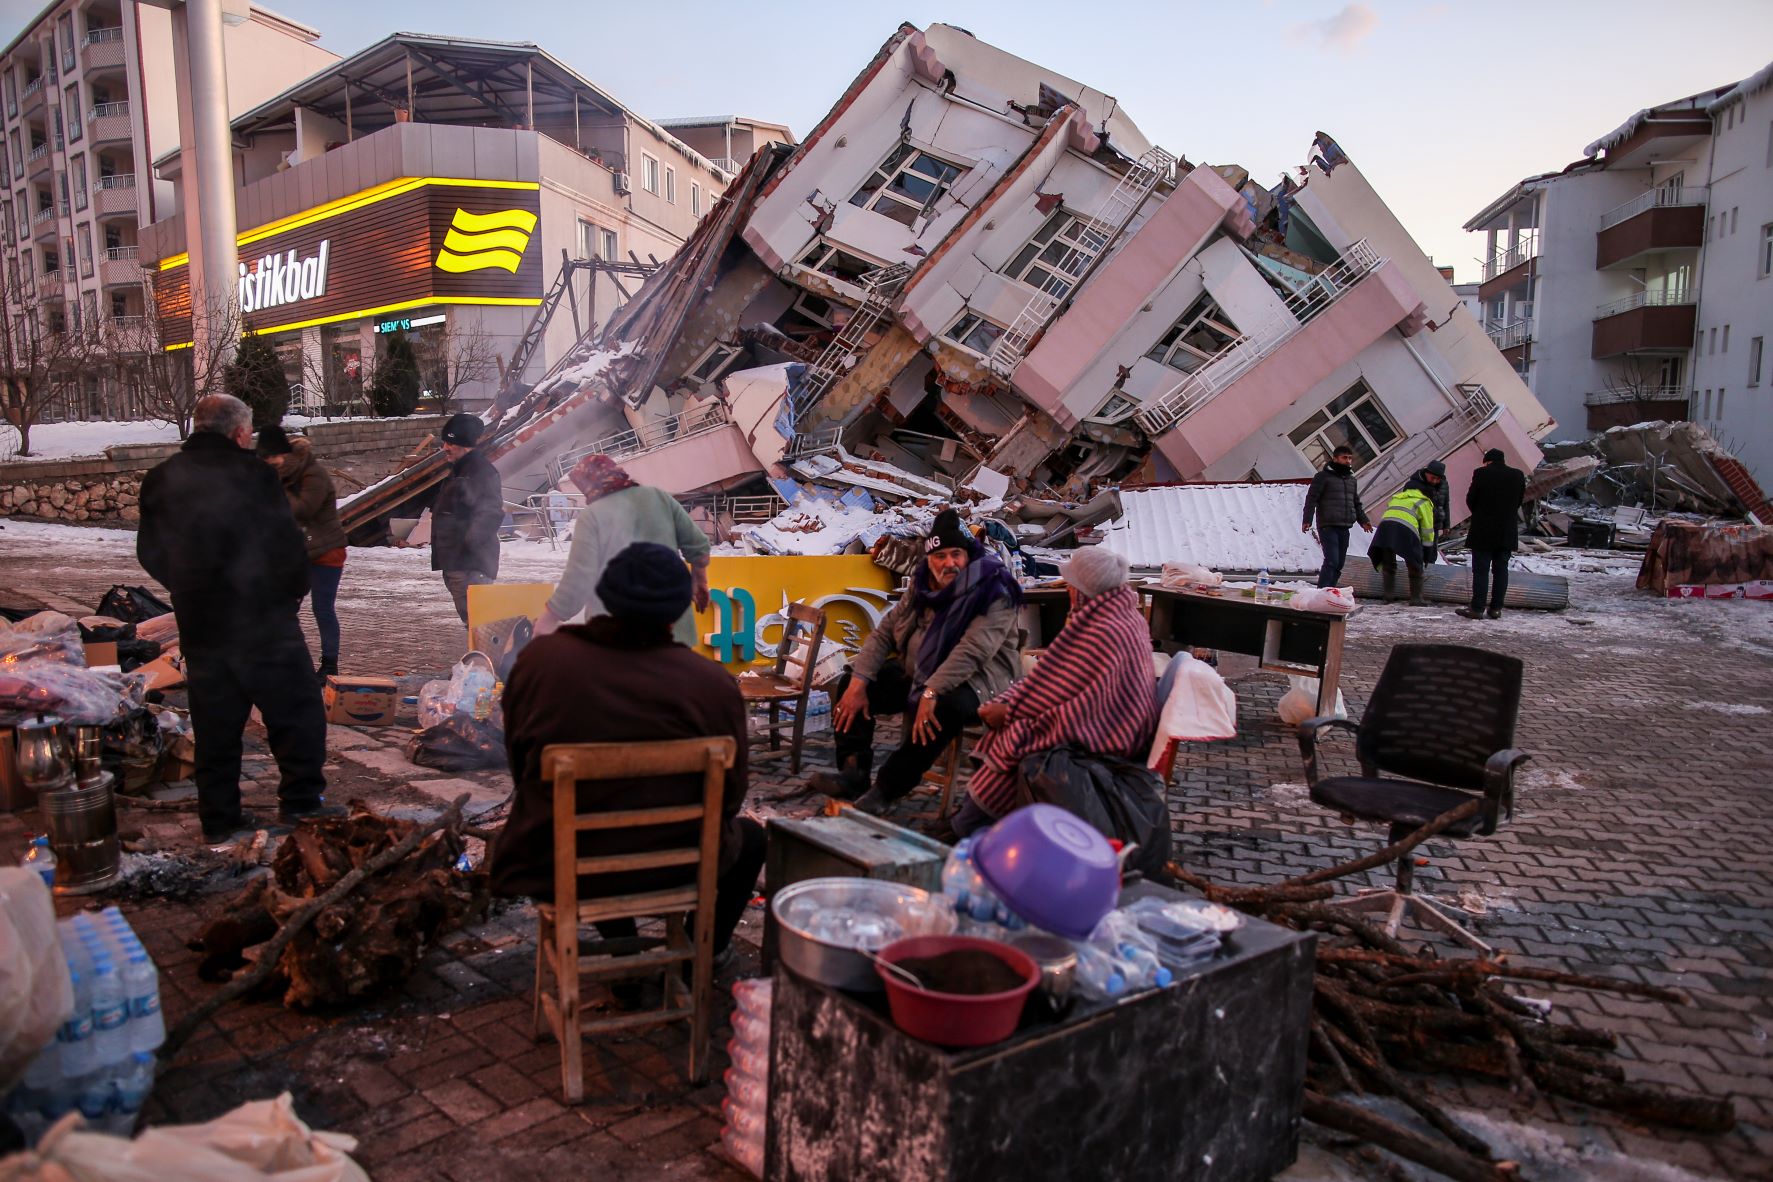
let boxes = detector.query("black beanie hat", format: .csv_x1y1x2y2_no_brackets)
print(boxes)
925,507,974,555
596,542,692,624
256,423,293,456
441,413,485,446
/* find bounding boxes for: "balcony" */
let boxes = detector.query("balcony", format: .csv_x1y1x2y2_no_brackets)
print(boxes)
36,269,65,298
1596,188,1706,270
31,207,59,242
99,245,140,287
1584,384,1689,431
26,143,53,180
86,102,132,145
81,27,126,71
547,404,763,496
19,77,47,117
1486,319,1531,354
93,173,136,217
1592,291,1696,358
1478,233,1537,301
1359,384,1499,508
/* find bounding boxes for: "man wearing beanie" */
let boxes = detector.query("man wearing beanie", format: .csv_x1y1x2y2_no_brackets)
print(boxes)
1458,448,1528,621
491,543,765,966
811,507,1023,815
428,412,503,623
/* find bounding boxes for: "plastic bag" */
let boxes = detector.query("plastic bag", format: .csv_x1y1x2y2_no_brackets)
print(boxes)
94,587,172,625
0,662,132,726
1014,746,1173,881
0,870,72,1099
1286,585,1356,614
414,653,499,731
406,714,504,772
1148,653,1237,768
1278,675,1346,726
1160,562,1222,589
468,616,533,684
0,614,84,668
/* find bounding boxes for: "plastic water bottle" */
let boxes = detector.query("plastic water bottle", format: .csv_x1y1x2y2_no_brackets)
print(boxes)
56,965,98,1077
1074,943,1127,1000
89,956,131,1067
74,1069,112,1124
1115,941,1174,990
1256,568,1272,603
108,1052,155,1135
123,949,165,1052
21,837,56,889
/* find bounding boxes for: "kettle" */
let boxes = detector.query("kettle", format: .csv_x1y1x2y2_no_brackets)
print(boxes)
16,715,68,786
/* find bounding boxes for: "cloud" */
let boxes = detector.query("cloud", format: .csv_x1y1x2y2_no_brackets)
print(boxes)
1286,3,1382,53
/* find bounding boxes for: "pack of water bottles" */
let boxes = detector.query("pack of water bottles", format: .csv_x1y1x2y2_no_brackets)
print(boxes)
938,837,1032,934
4,908,164,1143
718,977,771,1178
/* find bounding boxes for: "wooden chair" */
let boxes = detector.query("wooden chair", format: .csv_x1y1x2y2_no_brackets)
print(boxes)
531,737,735,1101
737,602,828,773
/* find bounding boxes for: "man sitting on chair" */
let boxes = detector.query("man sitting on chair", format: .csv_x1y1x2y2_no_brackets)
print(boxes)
490,542,766,962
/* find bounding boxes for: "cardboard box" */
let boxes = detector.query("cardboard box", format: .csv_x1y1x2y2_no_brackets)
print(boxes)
324,675,400,726
82,641,118,668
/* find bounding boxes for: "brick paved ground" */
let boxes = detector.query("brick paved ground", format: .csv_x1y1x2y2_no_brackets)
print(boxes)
3,522,1771,1179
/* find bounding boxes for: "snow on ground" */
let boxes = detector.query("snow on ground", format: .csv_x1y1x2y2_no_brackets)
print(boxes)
2,416,374,463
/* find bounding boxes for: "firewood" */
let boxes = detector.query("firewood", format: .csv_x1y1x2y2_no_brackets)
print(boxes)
1303,1091,1519,1182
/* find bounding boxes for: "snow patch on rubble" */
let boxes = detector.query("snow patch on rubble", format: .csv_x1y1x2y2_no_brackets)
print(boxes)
1684,701,1770,716
732,494,932,557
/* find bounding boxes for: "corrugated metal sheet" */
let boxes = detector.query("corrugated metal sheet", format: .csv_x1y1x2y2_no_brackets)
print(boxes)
1099,483,1330,574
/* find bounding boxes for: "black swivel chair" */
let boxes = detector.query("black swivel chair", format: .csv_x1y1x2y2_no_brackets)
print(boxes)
1297,643,1530,949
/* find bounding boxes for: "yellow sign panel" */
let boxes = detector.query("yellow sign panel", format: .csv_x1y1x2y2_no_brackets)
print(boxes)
464,556,896,669
436,208,539,274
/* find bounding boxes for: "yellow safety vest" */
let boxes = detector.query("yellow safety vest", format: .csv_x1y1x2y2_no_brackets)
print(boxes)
1382,488,1436,547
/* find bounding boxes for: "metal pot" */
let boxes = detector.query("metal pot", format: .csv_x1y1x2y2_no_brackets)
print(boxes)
771,878,956,992
41,771,121,894
15,715,67,786
1009,933,1078,1007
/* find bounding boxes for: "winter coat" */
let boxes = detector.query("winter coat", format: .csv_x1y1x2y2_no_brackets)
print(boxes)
1465,461,1528,553
431,448,504,576
850,584,1021,703
545,485,712,647
277,437,347,561
1303,464,1371,530
1371,486,1436,565
489,618,749,902
137,432,309,651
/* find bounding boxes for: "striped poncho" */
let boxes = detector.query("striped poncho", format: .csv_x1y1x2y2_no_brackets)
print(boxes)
967,585,1159,818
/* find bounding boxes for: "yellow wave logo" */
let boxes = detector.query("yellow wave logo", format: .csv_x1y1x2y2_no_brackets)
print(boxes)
435,208,538,274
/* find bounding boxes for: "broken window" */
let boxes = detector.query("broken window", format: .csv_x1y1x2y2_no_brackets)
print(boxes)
1003,210,1107,299
943,312,1005,356
1147,295,1241,373
687,341,743,383
1288,381,1400,471
849,144,964,227
796,241,884,285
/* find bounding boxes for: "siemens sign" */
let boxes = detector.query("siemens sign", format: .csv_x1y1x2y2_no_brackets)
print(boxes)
238,241,331,313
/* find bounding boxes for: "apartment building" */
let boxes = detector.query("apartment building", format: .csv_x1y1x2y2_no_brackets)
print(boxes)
1465,60,1773,481
656,115,795,176
483,24,1550,526
138,33,750,413
0,0,335,419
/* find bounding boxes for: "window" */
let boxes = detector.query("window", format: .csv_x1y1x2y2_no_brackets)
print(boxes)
110,291,126,318
601,228,618,261
1146,294,1241,373
1488,298,1504,323
1717,388,1726,417
664,166,676,204
64,85,79,141
1709,326,1717,354
52,108,63,152
687,342,742,383
1749,336,1764,387
576,217,598,261
58,16,75,72
72,156,84,210
1723,324,1730,352
795,241,883,285
849,143,964,227
81,290,95,330
9,131,20,180
1761,224,1773,278
1731,207,1739,235
1002,209,1107,298
942,311,1005,356
641,153,659,195
4,70,15,119
1766,121,1773,168
1288,381,1401,471
691,182,701,218
77,225,90,276
1702,389,1712,418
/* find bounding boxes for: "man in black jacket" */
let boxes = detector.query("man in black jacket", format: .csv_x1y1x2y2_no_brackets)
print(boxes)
1457,449,1529,621
1302,445,1372,588
430,413,504,623
137,394,335,844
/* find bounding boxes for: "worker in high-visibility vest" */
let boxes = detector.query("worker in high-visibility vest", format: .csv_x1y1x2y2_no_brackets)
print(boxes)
1368,467,1444,605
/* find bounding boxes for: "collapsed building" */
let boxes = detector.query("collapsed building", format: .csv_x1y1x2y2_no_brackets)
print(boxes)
345,23,1554,556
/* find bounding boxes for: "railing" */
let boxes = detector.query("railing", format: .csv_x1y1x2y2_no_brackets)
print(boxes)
522,491,587,550
1593,289,1694,319
95,173,135,190
27,144,50,163
711,157,743,174
785,428,842,460
1357,383,1499,506
20,78,44,100
82,27,124,45
1135,238,1386,435
38,269,63,288
103,245,138,262
1585,384,1687,407
1599,186,1707,231
548,403,734,486
88,101,129,120
30,207,54,226
1487,320,1531,351
107,315,145,331
1481,233,1538,281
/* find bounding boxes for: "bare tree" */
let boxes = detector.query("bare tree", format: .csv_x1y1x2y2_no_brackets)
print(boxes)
1600,358,1680,422
0,261,105,456
107,282,242,439
411,321,504,416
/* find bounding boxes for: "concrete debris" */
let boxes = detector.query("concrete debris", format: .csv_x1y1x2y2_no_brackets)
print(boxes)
1540,421,1771,525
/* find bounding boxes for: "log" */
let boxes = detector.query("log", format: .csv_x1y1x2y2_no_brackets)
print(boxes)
1303,1091,1519,1182
1381,961,1687,1004
1287,799,1482,887
1529,1062,1735,1134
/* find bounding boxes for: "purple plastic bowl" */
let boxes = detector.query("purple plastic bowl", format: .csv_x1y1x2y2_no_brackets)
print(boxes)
973,804,1119,939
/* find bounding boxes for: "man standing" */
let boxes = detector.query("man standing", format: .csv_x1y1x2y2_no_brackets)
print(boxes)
431,413,504,624
810,509,1022,815
1457,449,1528,621
1302,445,1372,588
137,394,335,845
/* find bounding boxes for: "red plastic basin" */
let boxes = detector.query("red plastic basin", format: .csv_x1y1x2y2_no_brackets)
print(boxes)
875,935,1039,1048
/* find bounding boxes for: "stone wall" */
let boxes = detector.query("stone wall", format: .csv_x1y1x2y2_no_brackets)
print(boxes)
0,416,447,525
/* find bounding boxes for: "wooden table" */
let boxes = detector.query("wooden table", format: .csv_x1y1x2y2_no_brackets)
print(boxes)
1141,585,1348,718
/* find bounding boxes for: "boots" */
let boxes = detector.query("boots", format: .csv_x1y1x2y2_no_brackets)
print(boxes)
1408,568,1427,606
808,755,869,800
1380,565,1398,603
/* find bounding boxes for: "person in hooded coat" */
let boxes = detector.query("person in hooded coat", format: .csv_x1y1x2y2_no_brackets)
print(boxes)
427,412,505,623
258,424,347,676
1368,466,1444,605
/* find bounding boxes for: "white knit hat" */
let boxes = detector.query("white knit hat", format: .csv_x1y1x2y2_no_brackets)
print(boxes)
1060,546,1129,598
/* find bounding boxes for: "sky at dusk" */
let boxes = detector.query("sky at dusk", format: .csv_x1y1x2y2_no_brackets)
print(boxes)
3,0,1770,282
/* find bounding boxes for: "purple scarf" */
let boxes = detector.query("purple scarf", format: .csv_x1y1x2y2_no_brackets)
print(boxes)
910,546,1021,704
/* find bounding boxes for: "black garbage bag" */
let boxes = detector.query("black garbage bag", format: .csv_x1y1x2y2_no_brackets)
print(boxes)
97,585,173,623
114,637,162,672
1014,745,1173,882
77,618,136,643
406,713,506,772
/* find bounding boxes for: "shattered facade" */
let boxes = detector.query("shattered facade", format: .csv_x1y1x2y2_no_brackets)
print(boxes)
379,23,1551,553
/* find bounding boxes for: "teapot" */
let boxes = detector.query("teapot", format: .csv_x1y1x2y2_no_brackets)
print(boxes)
15,715,68,786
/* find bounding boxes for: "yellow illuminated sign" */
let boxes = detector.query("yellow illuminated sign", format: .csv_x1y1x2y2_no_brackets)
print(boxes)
436,208,539,274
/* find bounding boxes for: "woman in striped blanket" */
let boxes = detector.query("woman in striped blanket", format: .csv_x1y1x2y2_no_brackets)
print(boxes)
957,547,1159,837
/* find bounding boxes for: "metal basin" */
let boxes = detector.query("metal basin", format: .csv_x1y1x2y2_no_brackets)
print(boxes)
771,877,957,991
